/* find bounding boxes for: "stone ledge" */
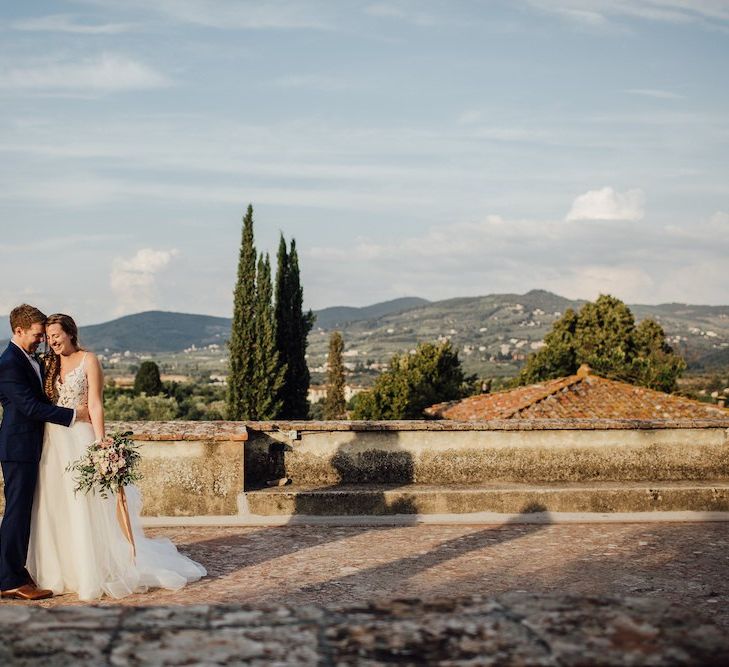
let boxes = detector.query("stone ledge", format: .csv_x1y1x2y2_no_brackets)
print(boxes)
0,594,725,665
245,418,729,432
107,421,248,441
104,418,729,440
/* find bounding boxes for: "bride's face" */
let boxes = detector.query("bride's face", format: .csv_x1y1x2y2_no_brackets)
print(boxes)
46,323,75,356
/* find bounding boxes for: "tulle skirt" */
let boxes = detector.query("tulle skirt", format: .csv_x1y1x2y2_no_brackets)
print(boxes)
27,421,206,601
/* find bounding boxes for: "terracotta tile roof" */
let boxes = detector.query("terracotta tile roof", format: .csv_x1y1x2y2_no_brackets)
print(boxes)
426,365,729,421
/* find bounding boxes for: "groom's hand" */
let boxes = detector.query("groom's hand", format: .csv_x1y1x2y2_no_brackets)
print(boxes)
76,406,91,422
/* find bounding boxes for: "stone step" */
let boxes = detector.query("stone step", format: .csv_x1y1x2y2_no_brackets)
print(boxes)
245,481,729,515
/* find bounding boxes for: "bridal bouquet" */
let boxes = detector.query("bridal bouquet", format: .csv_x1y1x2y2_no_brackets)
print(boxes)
66,430,142,499
67,430,142,557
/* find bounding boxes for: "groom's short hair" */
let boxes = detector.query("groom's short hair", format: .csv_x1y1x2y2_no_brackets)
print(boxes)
10,304,47,333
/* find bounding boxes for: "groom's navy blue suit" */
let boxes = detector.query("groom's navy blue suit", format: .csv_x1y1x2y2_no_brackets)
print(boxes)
0,342,74,590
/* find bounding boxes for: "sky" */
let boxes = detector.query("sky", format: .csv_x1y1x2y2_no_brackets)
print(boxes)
1,0,728,325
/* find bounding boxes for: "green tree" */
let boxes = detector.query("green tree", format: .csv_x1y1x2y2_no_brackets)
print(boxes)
574,295,636,377
275,235,315,418
517,294,685,392
518,308,579,384
133,361,163,395
352,341,473,419
105,394,178,421
227,204,257,419
324,331,346,419
629,319,687,391
252,253,285,419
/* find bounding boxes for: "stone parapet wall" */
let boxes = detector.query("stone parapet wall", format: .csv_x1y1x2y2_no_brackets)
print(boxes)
244,419,729,486
2,419,729,517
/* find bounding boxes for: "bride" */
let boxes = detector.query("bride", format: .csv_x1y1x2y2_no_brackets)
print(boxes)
27,313,206,601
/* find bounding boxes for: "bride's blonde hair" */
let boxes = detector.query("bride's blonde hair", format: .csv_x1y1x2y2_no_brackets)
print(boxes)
43,313,82,402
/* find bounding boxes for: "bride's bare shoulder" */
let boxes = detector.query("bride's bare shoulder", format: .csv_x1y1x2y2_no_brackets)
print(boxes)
83,351,102,369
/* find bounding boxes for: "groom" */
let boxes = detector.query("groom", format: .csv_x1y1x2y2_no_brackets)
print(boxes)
0,304,89,600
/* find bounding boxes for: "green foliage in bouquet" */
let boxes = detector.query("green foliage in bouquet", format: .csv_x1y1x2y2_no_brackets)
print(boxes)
66,431,143,499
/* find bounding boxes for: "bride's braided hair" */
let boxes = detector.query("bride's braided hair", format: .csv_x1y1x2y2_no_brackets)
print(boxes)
43,313,81,403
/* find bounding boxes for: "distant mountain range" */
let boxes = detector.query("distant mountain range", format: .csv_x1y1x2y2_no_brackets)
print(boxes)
2,291,728,372
314,297,430,329
305,290,729,375
0,297,429,355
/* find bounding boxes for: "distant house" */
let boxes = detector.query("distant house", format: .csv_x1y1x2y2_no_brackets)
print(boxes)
308,384,365,404
425,364,729,421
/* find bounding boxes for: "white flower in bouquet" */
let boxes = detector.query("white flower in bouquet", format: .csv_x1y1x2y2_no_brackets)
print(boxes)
66,431,142,499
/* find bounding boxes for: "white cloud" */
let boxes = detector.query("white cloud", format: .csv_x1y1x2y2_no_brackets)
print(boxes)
457,110,482,125
11,14,136,34
549,265,655,302
0,54,171,94
364,2,437,26
0,287,47,322
79,0,334,30
565,187,645,222
666,258,729,303
525,0,729,28
708,210,729,228
273,74,352,91
365,3,407,19
624,88,684,100
305,203,727,306
110,248,179,315
665,210,729,241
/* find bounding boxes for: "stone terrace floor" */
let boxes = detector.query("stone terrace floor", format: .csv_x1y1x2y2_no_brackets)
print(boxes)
4,521,728,630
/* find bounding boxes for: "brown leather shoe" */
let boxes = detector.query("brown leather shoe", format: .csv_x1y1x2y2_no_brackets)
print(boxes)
1,584,53,600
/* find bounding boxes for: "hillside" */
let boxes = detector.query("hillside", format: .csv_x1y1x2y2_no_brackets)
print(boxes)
2,291,728,377
306,290,729,377
314,297,430,330
307,290,583,378
81,312,232,353
0,298,434,354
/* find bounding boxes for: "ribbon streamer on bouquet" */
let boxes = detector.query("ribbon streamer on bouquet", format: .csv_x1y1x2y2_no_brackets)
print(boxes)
116,487,137,559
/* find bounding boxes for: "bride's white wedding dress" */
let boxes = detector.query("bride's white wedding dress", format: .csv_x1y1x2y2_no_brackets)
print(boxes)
27,354,206,600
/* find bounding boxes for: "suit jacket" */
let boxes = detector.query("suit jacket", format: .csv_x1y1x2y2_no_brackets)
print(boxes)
0,342,74,462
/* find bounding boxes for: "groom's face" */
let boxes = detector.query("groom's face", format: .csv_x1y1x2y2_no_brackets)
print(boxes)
15,322,45,354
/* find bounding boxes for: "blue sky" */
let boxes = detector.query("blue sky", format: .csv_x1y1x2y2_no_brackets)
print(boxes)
1,1,728,324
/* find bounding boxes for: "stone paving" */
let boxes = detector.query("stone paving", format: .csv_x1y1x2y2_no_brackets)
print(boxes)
4,521,728,630
2,594,725,665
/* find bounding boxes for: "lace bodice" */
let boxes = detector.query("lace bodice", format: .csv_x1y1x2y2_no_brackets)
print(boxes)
55,354,89,409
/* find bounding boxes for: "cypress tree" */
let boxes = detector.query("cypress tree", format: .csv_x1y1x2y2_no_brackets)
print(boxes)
134,360,163,396
252,253,285,419
274,234,290,395
227,204,257,419
275,235,315,418
324,331,346,420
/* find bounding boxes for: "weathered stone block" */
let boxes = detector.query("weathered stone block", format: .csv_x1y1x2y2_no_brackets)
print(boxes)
137,439,243,516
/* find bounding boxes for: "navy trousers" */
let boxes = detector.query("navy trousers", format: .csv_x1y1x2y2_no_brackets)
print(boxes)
0,461,38,590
